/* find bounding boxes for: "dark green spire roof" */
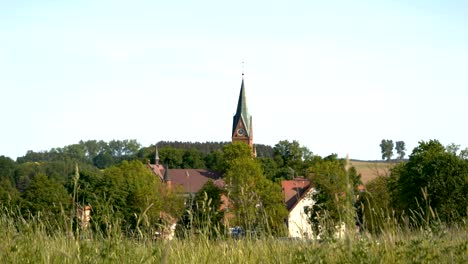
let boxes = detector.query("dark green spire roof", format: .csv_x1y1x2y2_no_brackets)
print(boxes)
232,78,252,137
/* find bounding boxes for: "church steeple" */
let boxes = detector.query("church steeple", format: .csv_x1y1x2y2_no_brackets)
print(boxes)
232,75,253,148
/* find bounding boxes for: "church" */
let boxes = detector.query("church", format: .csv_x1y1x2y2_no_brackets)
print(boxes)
149,75,255,194
231,76,256,156
148,75,315,238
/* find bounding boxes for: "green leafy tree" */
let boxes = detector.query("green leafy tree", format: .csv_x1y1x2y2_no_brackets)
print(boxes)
93,152,115,169
223,142,253,163
219,142,253,173
446,143,460,155
273,140,312,177
359,176,391,233
204,150,225,171
258,157,279,182
22,174,70,217
14,162,43,192
307,155,362,236
395,141,406,160
0,156,16,182
389,140,468,223
92,160,184,232
225,156,287,235
460,148,468,160
0,178,21,205
93,160,161,230
380,139,394,161
159,147,184,168
182,149,206,168
178,180,224,237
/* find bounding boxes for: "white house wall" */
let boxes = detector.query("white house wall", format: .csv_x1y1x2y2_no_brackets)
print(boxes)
288,188,316,239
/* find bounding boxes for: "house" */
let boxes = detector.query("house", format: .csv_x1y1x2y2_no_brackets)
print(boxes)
282,177,316,239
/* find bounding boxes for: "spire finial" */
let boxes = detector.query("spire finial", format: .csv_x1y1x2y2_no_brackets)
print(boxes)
242,61,245,78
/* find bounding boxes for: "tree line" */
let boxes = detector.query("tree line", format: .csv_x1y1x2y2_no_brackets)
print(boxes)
365,139,468,232
0,139,363,237
1,138,466,238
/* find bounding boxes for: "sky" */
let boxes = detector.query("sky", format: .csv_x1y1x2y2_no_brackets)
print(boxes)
1,0,467,160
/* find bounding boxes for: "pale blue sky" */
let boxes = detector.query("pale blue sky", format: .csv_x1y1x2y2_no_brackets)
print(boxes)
1,0,467,160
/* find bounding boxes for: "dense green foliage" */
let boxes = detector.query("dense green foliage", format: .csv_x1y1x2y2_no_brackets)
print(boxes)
307,154,362,235
388,140,468,223
178,180,225,237
1,137,467,246
361,140,468,233
224,143,288,235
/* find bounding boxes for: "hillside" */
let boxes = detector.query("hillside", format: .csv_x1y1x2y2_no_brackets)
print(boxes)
349,160,398,183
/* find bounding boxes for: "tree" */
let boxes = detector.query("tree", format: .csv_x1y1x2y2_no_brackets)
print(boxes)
389,140,468,223
273,140,313,178
225,157,287,235
359,176,391,233
91,160,184,232
182,149,206,169
258,157,279,182
395,141,406,160
307,156,362,236
0,178,20,205
204,150,224,171
0,156,16,182
22,174,70,218
93,152,115,169
178,180,224,237
159,147,184,168
220,142,253,173
446,143,460,155
380,139,394,161
93,160,166,230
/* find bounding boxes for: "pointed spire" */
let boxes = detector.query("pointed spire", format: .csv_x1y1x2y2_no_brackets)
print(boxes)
155,144,160,165
232,76,251,137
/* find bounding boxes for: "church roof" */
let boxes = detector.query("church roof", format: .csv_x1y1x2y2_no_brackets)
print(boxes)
232,78,252,137
148,164,223,194
167,169,224,193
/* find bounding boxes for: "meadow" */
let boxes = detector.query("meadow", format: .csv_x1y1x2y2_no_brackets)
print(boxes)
349,160,396,183
1,207,466,263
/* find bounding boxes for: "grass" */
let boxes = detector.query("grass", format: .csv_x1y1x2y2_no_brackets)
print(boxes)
1,207,467,263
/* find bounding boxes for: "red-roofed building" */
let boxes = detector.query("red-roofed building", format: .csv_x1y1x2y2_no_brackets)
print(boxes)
282,177,316,239
148,164,223,195
149,145,224,195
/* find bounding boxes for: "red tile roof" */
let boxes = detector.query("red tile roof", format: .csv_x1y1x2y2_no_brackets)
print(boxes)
282,177,311,211
148,165,223,193
167,169,223,193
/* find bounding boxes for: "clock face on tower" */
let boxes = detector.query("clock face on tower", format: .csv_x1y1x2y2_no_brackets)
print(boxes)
237,128,245,136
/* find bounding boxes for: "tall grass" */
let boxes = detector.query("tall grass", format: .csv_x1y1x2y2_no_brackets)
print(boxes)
2,162,467,263
1,202,467,263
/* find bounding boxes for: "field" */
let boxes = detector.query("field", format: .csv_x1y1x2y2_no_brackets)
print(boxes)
1,223,466,263
1,206,467,263
349,160,397,183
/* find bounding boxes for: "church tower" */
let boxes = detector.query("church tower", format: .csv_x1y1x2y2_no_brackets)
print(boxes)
232,76,254,151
